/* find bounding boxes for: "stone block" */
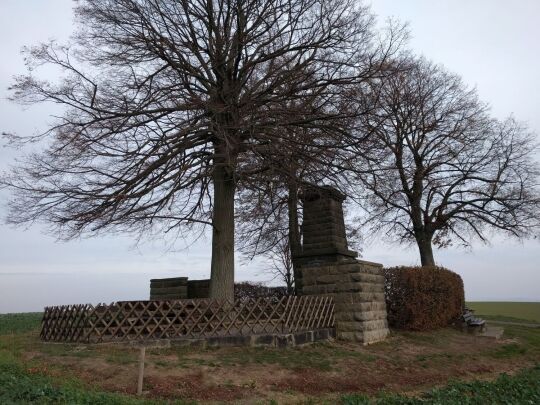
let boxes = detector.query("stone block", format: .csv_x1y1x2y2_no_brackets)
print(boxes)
294,330,314,346
251,334,275,347
336,319,388,332
315,274,344,285
333,282,384,294
301,285,327,295
350,292,386,303
336,328,389,344
150,277,188,288
206,335,251,347
334,301,387,313
276,334,294,348
150,286,188,295
332,292,385,304
360,328,390,344
313,328,331,341
334,310,388,322
349,272,385,284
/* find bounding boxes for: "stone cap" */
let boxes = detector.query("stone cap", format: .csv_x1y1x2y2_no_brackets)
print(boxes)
150,277,188,282
301,185,346,202
296,246,358,259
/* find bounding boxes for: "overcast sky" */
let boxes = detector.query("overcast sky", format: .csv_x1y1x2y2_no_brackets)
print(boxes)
1,0,539,313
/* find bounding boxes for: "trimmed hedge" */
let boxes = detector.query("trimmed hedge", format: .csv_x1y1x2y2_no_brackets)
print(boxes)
383,266,465,331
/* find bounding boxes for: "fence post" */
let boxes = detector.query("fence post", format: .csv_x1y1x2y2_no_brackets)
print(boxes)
137,346,146,395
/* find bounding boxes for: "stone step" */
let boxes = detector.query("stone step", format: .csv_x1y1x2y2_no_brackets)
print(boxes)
478,326,504,339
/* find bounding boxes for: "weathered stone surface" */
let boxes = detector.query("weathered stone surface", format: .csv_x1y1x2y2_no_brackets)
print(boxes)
332,292,386,304
150,286,188,295
334,301,387,313
301,285,328,295
313,274,343,285
295,185,389,345
251,334,275,347
333,282,384,293
359,328,389,344
336,319,388,332
150,293,188,300
207,335,252,347
349,272,385,284
313,328,332,341
150,277,188,288
187,279,210,299
294,330,314,345
334,310,388,322
301,262,383,278
276,334,295,348
302,270,384,286
336,328,389,344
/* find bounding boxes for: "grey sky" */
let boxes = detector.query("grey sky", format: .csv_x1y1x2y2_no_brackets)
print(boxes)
1,1,539,313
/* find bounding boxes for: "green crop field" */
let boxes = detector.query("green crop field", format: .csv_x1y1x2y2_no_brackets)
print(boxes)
466,302,540,323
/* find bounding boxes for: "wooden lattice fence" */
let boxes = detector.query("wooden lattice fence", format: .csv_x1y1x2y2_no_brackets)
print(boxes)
40,296,334,343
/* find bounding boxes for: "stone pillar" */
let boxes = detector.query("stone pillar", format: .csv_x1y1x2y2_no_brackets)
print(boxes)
295,185,389,344
150,277,188,300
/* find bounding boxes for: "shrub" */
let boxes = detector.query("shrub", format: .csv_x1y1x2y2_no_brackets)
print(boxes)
383,266,465,331
234,282,288,301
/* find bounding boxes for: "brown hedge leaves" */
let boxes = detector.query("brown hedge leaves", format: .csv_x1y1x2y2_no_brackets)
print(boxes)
384,266,465,331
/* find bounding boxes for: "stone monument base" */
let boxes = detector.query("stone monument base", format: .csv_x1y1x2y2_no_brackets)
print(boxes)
300,259,389,345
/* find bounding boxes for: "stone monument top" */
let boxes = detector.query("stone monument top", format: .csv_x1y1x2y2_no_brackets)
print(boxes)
296,185,358,265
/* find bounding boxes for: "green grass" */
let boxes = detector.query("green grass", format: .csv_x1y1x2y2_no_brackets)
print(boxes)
0,356,193,405
466,302,540,323
341,364,540,404
1,313,539,404
151,341,375,372
0,313,42,335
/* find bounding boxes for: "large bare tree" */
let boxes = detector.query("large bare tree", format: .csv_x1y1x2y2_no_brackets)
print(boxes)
353,57,540,266
2,0,388,298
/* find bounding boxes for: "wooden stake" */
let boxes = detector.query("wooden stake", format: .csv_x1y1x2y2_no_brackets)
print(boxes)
137,346,146,396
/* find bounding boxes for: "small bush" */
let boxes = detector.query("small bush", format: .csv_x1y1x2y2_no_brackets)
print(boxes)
234,282,288,301
384,266,464,331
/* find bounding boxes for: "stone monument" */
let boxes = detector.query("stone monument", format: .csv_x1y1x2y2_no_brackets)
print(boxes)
295,185,389,344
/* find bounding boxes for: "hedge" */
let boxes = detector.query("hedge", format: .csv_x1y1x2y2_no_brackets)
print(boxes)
383,266,465,331
234,282,288,301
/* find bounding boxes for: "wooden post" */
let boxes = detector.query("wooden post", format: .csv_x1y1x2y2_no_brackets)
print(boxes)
137,346,146,396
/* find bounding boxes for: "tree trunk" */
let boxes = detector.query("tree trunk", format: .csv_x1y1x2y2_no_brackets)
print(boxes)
287,182,302,295
416,233,435,267
209,163,236,300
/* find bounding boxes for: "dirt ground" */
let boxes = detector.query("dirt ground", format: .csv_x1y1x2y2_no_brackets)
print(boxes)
17,325,540,404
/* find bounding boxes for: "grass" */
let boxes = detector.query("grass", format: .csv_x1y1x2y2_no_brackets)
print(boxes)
1,312,540,404
0,355,193,405
197,342,375,371
341,364,540,404
150,341,376,372
466,302,540,323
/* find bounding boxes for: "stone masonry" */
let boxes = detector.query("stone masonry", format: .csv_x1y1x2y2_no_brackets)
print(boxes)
296,185,389,344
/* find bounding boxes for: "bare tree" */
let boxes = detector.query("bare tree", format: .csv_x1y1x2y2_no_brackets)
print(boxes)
235,126,334,293
263,236,295,294
1,0,387,299
234,57,402,291
353,57,540,266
